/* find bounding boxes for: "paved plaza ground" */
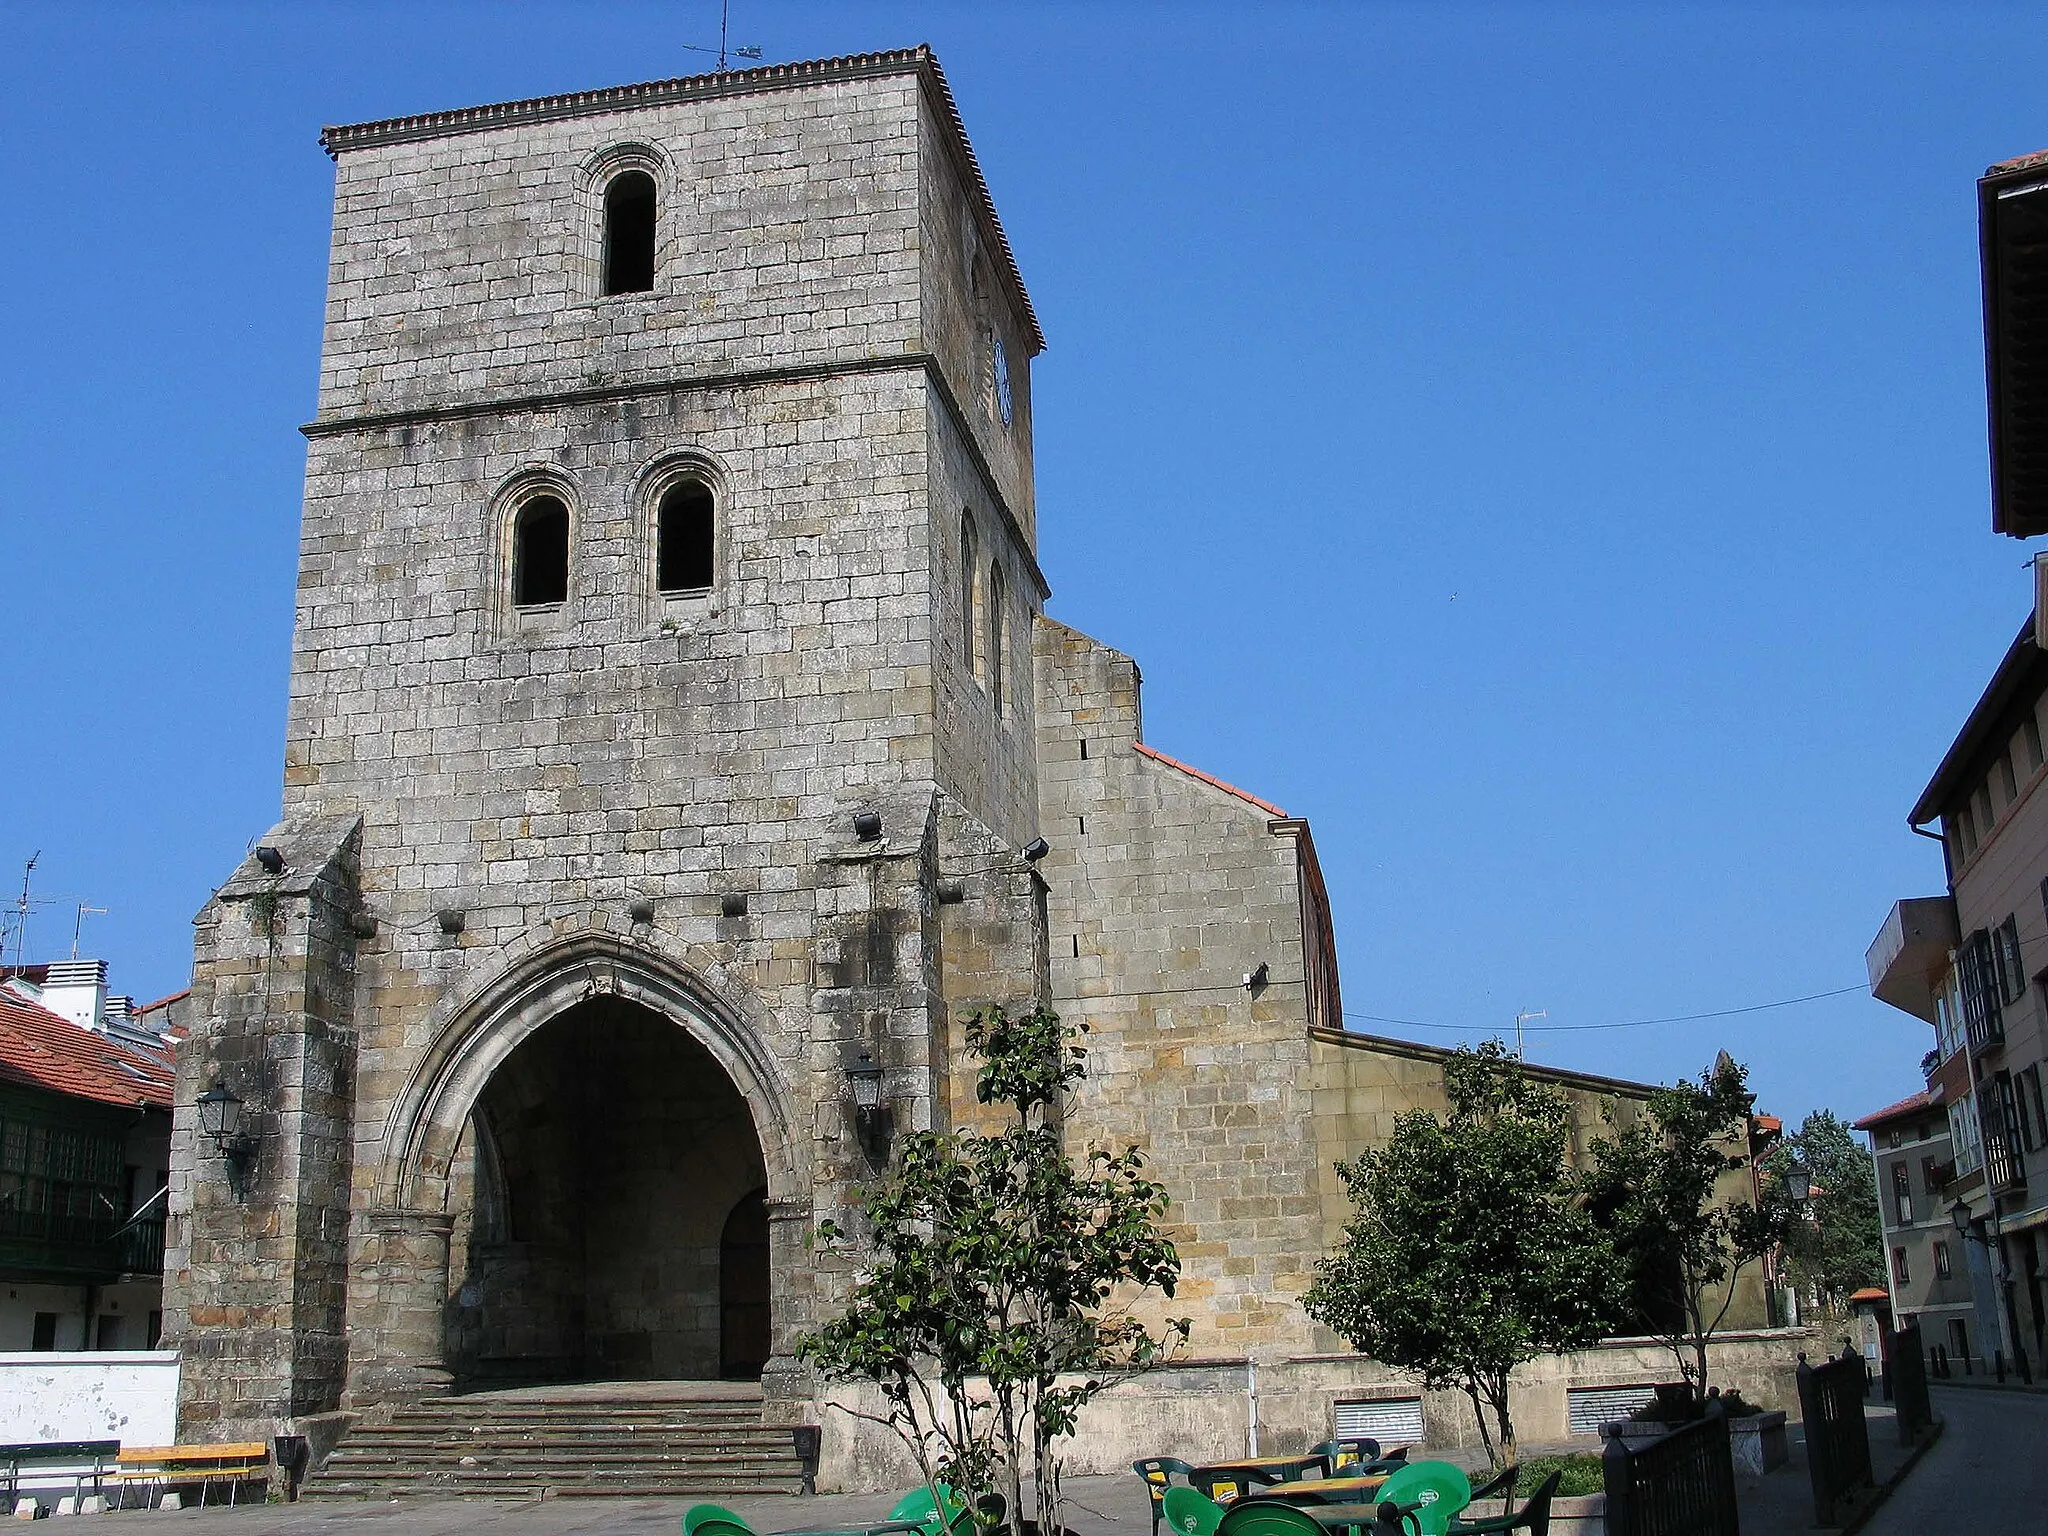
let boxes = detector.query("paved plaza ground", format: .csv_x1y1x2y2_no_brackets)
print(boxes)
73,1384,2029,1536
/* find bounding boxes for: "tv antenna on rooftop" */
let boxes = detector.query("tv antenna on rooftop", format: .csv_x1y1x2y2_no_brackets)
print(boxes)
681,0,762,71
1514,1008,1547,1062
71,904,108,960
7,853,37,972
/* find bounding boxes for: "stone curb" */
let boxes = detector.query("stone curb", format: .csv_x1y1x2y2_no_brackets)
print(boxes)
1835,1417,1944,1536
1925,1375,2048,1394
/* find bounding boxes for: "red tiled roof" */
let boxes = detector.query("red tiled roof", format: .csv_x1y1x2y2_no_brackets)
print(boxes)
135,989,190,1014
1133,743,1288,818
1854,1090,1934,1130
0,987,174,1110
1988,148,2048,177
1849,1287,1890,1304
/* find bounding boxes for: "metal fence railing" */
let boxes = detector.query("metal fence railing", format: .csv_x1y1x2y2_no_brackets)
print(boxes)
1601,1395,1739,1536
1889,1321,1934,1444
1797,1348,1873,1526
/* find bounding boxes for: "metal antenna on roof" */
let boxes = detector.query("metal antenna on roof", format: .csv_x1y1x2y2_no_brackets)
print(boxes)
7,854,37,972
70,903,107,961
679,0,761,71
1514,1008,1547,1062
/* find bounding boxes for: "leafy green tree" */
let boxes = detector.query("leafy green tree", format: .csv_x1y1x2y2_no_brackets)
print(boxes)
797,1004,1189,1535
1303,1041,1621,1468
1763,1110,1884,1317
1586,1053,1791,1399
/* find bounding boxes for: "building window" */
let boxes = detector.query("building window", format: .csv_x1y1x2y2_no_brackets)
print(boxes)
1951,1092,1984,1174
512,496,571,608
961,513,982,683
2023,1065,2048,1147
1975,783,1996,840
1892,1246,1909,1285
986,561,1005,716
30,1314,57,1352
601,170,657,295
1999,915,2027,1004
1953,805,1977,859
1999,752,2020,805
1933,1240,1952,1279
656,481,715,594
1922,1155,1940,1194
1891,1162,1912,1225
2025,716,2044,773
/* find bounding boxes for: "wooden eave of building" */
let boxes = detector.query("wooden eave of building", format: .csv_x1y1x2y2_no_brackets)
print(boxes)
1910,611,2044,826
1981,153,2048,538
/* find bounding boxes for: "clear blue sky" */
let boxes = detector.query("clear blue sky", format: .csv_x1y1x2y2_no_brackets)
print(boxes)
2,1,2039,1130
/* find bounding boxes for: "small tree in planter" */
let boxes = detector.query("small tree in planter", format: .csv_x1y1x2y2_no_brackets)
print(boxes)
1586,1053,1791,1403
1303,1041,1621,1468
798,1003,1189,1534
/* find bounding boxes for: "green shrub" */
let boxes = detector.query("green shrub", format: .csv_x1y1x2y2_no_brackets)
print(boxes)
1508,1453,1605,1498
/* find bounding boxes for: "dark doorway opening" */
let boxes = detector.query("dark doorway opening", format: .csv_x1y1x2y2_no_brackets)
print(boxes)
720,1189,770,1379
445,996,769,1387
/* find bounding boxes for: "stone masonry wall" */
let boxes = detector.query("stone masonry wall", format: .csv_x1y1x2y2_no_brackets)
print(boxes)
167,814,363,1437
1033,618,1325,1357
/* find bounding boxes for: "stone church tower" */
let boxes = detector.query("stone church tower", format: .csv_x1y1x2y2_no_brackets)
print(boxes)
166,47,1063,1437
169,47,1749,1478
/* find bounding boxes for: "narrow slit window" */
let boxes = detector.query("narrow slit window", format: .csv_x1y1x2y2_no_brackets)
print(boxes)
512,496,570,607
961,513,980,679
987,561,1005,715
602,170,657,296
657,481,716,593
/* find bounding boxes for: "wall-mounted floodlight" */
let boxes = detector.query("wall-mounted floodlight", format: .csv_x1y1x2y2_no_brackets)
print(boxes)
1020,838,1049,863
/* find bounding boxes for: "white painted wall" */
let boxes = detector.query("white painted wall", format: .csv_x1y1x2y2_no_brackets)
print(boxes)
0,1351,178,1444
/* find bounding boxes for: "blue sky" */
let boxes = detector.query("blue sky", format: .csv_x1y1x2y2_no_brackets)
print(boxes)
2,1,2040,1128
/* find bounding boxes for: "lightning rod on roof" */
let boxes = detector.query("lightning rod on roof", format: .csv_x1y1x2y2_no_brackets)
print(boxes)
679,0,762,71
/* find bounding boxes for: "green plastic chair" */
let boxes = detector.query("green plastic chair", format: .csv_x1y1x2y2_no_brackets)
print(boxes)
684,1505,759,1536
1216,1498,1326,1536
888,1485,971,1536
1136,1460,1201,1536
1308,1438,1381,1476
1447,1471,1559,1536
1371,1462,1473,1536
1162,1485,1226,1536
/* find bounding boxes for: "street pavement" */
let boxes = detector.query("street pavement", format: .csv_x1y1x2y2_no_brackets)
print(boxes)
1856,1382,2048,1536
58,1390,1986,1536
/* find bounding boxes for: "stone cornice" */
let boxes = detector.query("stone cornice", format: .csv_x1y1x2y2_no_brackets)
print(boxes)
300,351,1051,603
318,45,1043,354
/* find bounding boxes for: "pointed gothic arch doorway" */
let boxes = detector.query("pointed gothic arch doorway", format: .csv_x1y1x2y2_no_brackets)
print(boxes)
441,992,770,1387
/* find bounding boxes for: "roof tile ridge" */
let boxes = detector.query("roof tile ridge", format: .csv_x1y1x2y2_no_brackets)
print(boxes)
1132,741,1288,819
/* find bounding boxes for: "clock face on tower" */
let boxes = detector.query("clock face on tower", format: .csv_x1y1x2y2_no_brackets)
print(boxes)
992,337,1014,427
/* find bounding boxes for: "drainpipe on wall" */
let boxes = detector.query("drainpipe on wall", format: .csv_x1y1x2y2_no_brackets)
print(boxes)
1246,1358,1259,1457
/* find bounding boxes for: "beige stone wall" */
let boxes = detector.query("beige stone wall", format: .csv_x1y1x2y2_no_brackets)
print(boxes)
1033,618,1325,1356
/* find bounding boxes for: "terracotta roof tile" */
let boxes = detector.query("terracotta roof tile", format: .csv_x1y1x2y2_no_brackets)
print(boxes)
1132,743,1288,818
1853,1090,1934,1130
0,988,174,1110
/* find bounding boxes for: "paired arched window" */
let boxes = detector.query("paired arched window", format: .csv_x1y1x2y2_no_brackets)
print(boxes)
601,170,657,296
511,496,571,607
657,481,715,594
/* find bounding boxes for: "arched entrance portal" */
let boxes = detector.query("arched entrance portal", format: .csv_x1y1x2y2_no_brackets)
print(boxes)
441,993,769,1387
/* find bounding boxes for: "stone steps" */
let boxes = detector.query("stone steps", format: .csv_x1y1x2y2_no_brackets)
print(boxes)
304,1389,807,1499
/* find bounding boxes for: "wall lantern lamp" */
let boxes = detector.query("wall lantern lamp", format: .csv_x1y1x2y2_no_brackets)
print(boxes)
197,1079,259,1202
1784,1162,1811,1203
846,1051,892,1165
1950,1197,1980,1238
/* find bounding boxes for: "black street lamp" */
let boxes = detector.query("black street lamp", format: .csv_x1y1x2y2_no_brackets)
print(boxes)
845,1052,892,1166
1950,1197,1976,1237
1785,1163,1812,1203
196,1079,259,1201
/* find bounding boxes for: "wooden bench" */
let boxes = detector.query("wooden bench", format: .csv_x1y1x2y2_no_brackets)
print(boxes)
113,1443,270,1507
0,1441,119,1511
